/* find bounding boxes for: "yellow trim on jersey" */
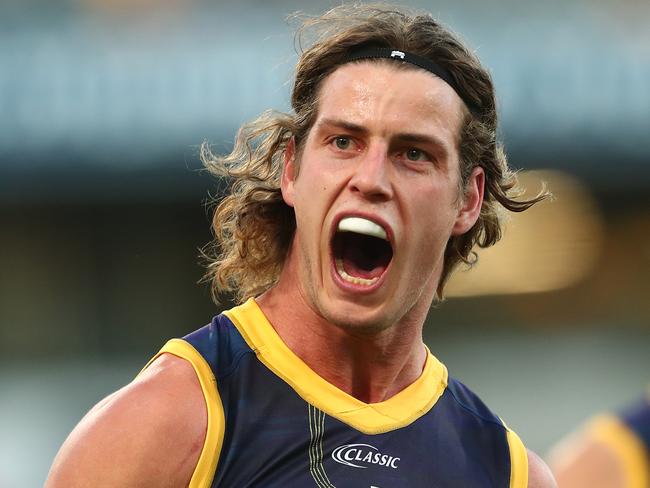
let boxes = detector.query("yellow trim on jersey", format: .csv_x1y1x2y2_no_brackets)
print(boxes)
504,426,528,488
141,339,225,488
225,298,448,435
588,414,650,488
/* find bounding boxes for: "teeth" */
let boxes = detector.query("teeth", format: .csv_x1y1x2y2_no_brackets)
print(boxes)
337,217,387,240
335,259,379,286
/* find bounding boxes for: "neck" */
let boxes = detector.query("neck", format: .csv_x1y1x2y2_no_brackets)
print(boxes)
256,266,430,404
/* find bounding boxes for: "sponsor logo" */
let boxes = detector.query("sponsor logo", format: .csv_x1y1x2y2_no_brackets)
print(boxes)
331,444,400,469
390,50,405,59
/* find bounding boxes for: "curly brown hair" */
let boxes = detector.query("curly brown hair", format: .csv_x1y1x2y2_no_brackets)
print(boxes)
201,4,548,304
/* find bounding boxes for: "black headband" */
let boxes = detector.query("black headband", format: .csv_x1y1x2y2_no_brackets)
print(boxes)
342,47,478,113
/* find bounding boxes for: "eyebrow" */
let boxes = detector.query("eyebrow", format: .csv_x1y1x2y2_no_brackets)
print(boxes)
316,117,450,158
317,118,367,135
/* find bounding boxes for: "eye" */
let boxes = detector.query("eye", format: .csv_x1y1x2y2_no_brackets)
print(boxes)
333,136,352,150
405,148,428,162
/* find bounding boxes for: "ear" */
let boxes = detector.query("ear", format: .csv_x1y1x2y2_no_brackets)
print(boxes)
452,166,485,236
280,137,297,208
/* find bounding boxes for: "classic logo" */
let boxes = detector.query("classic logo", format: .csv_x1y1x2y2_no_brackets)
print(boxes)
331,444,400,469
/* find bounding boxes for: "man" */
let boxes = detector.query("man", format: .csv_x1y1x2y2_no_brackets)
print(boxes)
47,4,556,487
549,391,650,487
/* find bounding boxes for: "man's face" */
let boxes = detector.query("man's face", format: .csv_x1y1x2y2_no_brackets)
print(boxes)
281,61,483,332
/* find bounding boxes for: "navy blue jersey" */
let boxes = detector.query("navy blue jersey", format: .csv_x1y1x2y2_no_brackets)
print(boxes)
146,299,527,487
620,394,650,455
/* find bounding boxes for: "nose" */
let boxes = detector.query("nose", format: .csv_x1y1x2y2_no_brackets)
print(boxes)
348,144,393,201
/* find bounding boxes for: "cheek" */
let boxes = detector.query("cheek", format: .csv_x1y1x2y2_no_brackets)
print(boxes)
413,228,447,265
407,196,458,255
291,185,327,245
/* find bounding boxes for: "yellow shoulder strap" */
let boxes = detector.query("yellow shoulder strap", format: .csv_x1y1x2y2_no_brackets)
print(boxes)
504,424,528,488
588,414,650,488
140,339,225,488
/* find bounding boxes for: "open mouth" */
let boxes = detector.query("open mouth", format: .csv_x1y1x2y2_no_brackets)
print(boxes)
332,217,393,286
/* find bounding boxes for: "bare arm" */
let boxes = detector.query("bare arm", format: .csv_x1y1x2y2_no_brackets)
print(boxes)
45,354,207,488
528,449,558,488
549,432,628,488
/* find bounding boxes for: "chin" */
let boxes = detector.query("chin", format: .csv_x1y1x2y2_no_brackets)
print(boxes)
318,298,396,335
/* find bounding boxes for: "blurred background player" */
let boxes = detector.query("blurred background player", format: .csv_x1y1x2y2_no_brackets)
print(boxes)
45,3,557,487
549,390,650,488
3,0,650,486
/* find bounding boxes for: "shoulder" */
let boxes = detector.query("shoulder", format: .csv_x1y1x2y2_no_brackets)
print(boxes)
527,449,558,488
444,378,557,487
184,312,253,375
550,432,624,488
444,376,503,423
46,353,207,488
548,413,647,488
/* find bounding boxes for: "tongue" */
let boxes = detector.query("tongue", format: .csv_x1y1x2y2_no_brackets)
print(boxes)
341,239,387,280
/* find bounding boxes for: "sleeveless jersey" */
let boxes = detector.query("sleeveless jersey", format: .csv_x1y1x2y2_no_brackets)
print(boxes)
587,392,650,488
619,394,650,457
145,299,528,487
